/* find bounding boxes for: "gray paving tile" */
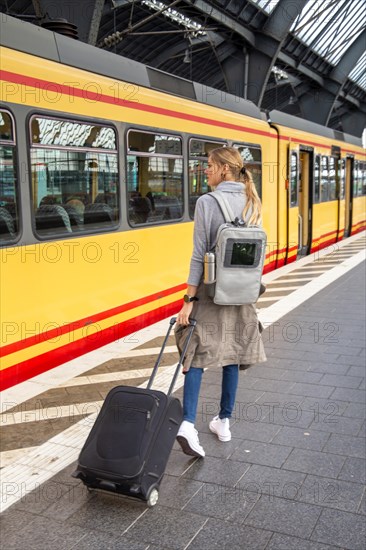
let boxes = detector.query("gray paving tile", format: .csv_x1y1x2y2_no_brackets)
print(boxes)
182,455,250,487
301,396,349,416
309,413,365,436
311,508,366,549
266,533,340,550
11,478,75,515
296,474,365,512
244,495,321,538
257,391,305,408
359,491,366,515
230,417,282,442
290,382,336,399
126,505,206,549
251,378,296,393
198,430,242,459
318,374,364,388
347,366,365,378
72,531,150,550
309,362,350,375
239,464,306,498
243,366,290,380
260,406,315,429
166,448,198,476
271,426,330,451
229,440,293,468
0,508,39,539
41,482,98,522
283,448,345,478
336,355,366,368
330,387,366,403
343,402,366,419
68,491,147,533
338,457,366,484
323,434,366,459
280,371,324,384
183,482,260,523
324,345,364,357
4,516,87,550
185,517,271,549
158,475,203,509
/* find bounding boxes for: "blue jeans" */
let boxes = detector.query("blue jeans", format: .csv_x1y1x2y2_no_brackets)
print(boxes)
182,365,239,423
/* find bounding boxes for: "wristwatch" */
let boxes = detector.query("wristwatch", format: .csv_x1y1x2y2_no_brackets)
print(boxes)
183,294,199,303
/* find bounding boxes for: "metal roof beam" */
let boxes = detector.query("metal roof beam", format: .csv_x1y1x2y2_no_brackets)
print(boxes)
247,0,308,106
188,0,256,46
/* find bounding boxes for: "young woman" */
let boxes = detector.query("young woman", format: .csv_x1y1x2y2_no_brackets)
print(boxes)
175,146,266,458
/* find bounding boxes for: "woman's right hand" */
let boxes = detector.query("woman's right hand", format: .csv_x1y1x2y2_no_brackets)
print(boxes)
176,302,193,326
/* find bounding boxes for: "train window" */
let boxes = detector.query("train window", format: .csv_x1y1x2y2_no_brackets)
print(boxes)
354,161,366,197
328,157,337,201
188,138,226,218
30,116,119,237
321,156,329,202
290,152,298,207
127,130,183,225
314,155,320,203
0,110,19,243
339,159,345,200
361,163,366,196
234,144,262,200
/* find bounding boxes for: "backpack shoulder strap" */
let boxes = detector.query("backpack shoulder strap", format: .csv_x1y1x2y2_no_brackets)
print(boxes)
209,191,236,223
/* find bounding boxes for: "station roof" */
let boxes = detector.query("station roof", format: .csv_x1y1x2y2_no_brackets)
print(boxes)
1,0,365,138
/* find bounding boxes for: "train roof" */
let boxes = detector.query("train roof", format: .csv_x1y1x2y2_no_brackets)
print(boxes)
269,110,363,148
0,14,263,123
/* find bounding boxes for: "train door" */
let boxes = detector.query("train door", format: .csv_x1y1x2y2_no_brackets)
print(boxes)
298,148,313,255
287,146,300,263
344,157,353,237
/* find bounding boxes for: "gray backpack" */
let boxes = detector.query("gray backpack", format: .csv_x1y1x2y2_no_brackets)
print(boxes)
204,191,267,305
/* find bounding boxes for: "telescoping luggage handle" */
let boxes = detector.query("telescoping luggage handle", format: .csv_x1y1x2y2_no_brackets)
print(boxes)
146,317,196,396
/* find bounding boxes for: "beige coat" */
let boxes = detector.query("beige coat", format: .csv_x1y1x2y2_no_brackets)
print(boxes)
175,282,266,371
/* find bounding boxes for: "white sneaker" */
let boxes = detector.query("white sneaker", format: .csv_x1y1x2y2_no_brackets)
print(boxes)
209,415,231,442
176,421,205,458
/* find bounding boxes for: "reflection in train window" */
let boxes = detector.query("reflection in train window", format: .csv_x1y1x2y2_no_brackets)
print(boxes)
0,110,19,243
234,143,262,200
127,130,183,225
321,156,329,202
30,116,119,237
339,159,345,200
314,155,320,203
188,138,225,218
328,157,337,201
290,152,298,207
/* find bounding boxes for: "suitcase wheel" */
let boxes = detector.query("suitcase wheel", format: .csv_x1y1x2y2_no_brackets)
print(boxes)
146,486,159,507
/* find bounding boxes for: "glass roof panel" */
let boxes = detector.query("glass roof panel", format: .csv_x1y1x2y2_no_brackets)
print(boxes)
349,52,366,89
290,0,365,66
248,0,281,14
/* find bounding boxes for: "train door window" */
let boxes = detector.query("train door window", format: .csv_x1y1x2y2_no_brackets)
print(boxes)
361,163,366,196
233,144,262,199
30,116,119,237
321,156,329,202
314,154,320,203
354,161,366,196
127,130,183,225
188,138,226,218
339,159,345,200
0,110,19,243
328,157,337,200
290,152,298,207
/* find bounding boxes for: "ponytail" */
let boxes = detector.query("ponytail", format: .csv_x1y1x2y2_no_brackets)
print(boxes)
242,168,262,226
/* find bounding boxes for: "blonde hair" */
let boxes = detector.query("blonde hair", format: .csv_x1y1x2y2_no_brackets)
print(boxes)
209,146,262,225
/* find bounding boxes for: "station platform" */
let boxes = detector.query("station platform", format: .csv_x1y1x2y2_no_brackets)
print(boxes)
1,233,365,550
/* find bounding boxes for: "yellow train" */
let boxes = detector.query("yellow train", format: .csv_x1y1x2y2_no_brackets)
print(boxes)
0,15,365,390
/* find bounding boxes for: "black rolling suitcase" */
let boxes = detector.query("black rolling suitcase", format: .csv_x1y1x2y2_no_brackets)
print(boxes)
72,317,196,507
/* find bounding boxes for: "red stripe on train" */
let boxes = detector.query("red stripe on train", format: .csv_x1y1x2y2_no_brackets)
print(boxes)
0,301,181,391
0,283,186,358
